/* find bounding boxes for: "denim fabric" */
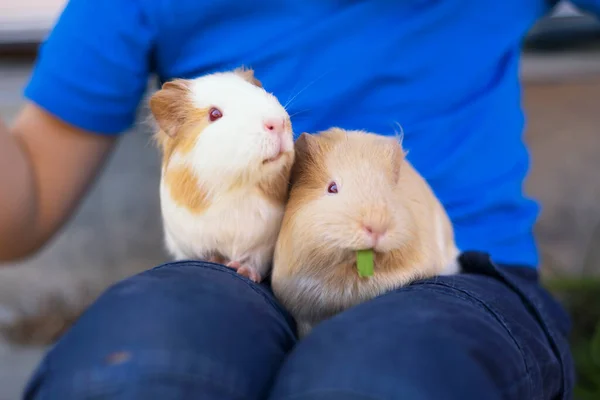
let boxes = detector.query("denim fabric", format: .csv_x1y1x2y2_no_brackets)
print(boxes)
23,252,574,400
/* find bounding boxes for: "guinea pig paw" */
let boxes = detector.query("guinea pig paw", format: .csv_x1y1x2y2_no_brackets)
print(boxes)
225,261,262,282
226,261,242,270
236,266,262,283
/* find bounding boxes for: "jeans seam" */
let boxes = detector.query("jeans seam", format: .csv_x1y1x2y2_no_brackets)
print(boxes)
407,282,534,398
148,260,293,325
489,260,571,399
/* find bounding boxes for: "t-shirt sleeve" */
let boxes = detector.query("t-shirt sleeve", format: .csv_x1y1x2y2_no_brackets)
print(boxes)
24,0,156,135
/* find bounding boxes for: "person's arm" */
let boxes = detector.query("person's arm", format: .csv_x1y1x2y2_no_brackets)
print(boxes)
0,105,116,261
0,0,155,262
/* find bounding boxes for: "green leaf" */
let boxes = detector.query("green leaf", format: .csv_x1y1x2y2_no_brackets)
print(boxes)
356,250,374,278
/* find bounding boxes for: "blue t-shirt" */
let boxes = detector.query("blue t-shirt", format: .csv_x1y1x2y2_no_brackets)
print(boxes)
24,0,600,269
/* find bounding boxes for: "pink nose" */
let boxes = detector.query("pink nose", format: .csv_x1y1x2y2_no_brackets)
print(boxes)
264,118,286,135
363,224,386,244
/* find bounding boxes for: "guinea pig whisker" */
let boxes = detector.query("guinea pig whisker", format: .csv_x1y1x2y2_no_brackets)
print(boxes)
283,70,331,110
288,109,310,119
283,81,302,109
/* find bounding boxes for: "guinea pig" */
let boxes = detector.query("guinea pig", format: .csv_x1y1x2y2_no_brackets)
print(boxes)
271,127,460,337
149,67,295,283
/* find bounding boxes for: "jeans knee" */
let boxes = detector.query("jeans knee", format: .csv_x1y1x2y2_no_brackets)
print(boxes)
269,286,528,400
89,260,292,329
271,328,502,400
24,350,254,400
24,261,296,400
108,260,279,308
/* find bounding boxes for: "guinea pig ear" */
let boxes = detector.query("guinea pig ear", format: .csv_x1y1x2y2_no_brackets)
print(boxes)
290,132,321,184
294,132,320,161
149,79,193,137
234,66,263,88
387,139,406,184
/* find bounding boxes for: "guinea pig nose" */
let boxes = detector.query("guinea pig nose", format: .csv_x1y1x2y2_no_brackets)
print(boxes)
363,224,386,242
264,118,286,135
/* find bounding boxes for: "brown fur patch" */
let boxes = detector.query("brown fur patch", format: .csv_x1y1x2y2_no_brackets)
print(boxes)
149,79,210,166
164,165,210,214
293,128,406,189
150,79,194,136
155,118,209,168
258,153,295,204
291,133,328,186
233,66,263,88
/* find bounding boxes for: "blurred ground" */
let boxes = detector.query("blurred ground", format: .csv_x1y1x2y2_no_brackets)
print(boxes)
0,47,599,399
525,75,600,278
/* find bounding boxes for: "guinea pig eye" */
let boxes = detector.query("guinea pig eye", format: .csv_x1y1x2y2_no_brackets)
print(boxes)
327,182,338,194
209,107,223,122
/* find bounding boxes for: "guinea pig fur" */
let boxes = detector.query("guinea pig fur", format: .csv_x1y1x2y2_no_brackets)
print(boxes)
149,67,295,283
271,127,460,337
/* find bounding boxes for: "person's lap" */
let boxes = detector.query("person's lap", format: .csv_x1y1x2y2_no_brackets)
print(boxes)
23,252,574,400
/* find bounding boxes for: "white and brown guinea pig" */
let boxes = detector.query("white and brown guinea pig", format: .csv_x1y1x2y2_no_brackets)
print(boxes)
149,67,295,283
271,127,460,337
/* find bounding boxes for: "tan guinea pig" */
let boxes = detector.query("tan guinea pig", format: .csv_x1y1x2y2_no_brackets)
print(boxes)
271,127,460,337
149,67,295,283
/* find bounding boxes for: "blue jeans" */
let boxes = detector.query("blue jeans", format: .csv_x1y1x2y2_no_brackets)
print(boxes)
23,251,574,400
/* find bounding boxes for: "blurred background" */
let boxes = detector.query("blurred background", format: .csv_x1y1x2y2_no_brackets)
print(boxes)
1,1,600,399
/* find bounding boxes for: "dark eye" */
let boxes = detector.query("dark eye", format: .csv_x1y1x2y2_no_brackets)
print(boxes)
327,182,338,194
209,107,223,122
